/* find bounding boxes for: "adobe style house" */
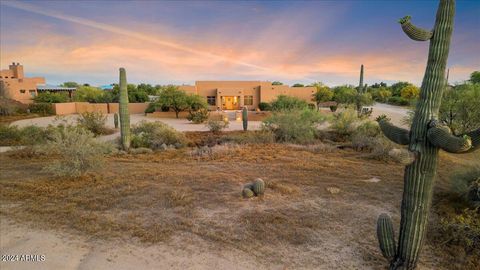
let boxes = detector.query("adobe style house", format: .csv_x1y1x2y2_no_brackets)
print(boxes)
179,81,316,110
0,63,75,103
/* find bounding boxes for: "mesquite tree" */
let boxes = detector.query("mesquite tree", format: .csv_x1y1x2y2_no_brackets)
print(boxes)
375,0,479,269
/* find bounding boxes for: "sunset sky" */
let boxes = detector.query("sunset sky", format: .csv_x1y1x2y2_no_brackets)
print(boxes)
1,0,479,87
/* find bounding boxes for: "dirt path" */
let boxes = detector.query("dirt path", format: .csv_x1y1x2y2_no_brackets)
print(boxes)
1,218,262,270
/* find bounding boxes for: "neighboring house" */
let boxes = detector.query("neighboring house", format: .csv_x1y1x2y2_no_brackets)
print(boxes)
178,81,316,110
99,84,114,91
0,63,75,103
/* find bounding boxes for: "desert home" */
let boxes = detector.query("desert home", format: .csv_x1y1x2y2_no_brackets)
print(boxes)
179,81,316,110
0,63,75,103
1,63,316,109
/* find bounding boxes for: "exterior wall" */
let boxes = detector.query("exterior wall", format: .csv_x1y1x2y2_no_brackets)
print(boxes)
52,102,149,115
0,63,45,104
108,103,149,114
53,102,77,115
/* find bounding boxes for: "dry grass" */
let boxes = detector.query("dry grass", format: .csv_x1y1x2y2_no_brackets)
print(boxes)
1,137,478,269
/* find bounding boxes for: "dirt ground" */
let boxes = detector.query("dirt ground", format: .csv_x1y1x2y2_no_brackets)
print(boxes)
0,136,478,269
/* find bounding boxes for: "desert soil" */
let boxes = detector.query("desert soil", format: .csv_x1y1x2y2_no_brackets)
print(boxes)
1,139,477,270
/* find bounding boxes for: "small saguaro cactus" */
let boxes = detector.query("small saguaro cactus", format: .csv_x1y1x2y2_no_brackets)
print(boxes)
355,64,368,115
242,106,248,131
374,1,480,269
119,68,131,150
114,113,119,129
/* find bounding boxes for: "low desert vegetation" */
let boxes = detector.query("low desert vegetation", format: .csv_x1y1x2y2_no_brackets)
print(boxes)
76,111,115,136
263,108,327,144
131,121,188,150
206,119,229,133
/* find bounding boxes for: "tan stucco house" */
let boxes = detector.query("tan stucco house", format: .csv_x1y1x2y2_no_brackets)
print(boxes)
179,81,316,110
0,63,75,103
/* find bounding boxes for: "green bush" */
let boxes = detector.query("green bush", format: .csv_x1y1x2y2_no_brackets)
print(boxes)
0,124,52,146
387,96,410,106
76,111,114,136
187,108,209,124
438,208,480,251
33,92,68,103
28,103,54,115
39,125,112,177
263,109,327,144
145,103,157,113
451,165,480,207
258,102,272,111
330,108,359,136
206,119,229,133
270,95,308,111
131,121,188,149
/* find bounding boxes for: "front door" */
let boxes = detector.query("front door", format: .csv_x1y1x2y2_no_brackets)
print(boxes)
222,96,239,110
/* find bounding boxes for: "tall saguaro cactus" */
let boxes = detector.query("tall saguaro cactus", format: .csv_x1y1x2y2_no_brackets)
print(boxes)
119,68,130,150
375,1,479,269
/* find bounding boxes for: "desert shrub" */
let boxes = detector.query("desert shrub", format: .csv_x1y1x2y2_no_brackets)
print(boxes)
206,119,229,133
76,111,114,136
270,95,308,111
189,144,239,160
39,126,111,177
131,121,187,149
0,124,51,146
387,96,410,106
187,108,209,124
222,130,275,144
350,121,381,150
145,103,157,113
258,102,271,111
263,109,327,144
0,98,28,116
438,208,480,252
28,103,54,115
33,92,68,103
286,143,337,153
451,166,480,207
330,108,358,136
129,147,153,155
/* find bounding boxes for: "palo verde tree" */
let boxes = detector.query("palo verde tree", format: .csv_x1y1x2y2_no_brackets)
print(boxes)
375,1,479,269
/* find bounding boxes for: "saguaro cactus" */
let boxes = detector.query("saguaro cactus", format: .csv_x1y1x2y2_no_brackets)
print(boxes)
114,113,119,129
374,1,479,269
242,106,248,131
356,64,368,115
119,68,130,150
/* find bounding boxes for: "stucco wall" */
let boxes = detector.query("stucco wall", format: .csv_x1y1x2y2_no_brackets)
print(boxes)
53,102,77,115
108,103,149,114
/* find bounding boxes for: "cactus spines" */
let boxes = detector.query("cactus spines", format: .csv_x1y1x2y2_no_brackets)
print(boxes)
377,214,396,260
399,16,433,42
242,188,254,198
119,68,131,150
242,106,248,131
376,1,459,269
114,113,119,129
427,122,472,153
377,118,410,145
252,178,265,195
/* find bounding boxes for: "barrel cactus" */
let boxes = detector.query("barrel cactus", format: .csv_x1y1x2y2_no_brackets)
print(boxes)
242,188,254,198
242,106,248,131
374,1,480,269
114,113,119,129
252,178,265,195
119,68,131,150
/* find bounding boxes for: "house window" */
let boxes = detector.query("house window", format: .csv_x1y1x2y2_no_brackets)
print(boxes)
244,95,253,106
29,90,36,97
20,89,26,93
207,96,216,106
